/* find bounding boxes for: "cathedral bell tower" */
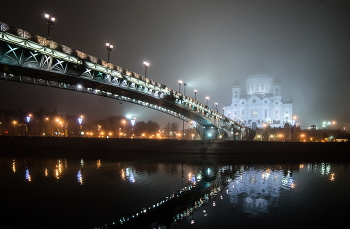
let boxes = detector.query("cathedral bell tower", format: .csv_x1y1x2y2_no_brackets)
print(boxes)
232,80,241,102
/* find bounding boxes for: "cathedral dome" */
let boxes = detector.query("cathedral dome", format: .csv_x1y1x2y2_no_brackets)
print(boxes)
233,80,241,88
273,78,281,85
245,64,273,95
246,63,271,78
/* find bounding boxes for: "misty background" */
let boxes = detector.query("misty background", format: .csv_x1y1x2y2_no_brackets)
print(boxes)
1,0,349,128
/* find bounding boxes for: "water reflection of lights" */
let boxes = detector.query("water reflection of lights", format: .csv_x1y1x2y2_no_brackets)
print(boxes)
121,167,136,183
45,168,48,177
12,159,16,173
207,168,211,175
55,159,63,180
305,163,334,180
77,169,83,185
97,159,101,169
228,167,295,216
102,184,197,227
25,168,31,182
196,173,202,182
80,158,84,167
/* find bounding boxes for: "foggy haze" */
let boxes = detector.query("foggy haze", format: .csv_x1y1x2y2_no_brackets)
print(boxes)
1,0,350,128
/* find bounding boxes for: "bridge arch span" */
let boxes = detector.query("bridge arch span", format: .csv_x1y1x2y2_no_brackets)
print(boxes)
0,21,249,140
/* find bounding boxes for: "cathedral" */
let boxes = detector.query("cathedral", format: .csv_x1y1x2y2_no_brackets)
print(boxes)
224,67,293,129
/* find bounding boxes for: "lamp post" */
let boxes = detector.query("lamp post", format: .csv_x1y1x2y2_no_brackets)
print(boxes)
194,89,197,100
223,107,225,115
292,116,297,142
106,42,113,63
143,61,149,77
206,96,209,106
215,103,218,111
184,83,188,96
178,80,182,92
26,114,32,136
12,121,17,136
122,120,126,135
130,117,136,138
78,115,84,137
44,13,55,40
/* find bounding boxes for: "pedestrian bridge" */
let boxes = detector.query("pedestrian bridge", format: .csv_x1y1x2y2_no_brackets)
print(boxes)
0,21,252,140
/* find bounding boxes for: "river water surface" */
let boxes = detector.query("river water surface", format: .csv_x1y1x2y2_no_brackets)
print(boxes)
1,149,350,229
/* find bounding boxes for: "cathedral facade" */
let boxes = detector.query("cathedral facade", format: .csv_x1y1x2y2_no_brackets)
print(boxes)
224,71,293,129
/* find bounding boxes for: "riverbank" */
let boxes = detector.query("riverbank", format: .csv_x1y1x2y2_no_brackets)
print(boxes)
1,136,349,155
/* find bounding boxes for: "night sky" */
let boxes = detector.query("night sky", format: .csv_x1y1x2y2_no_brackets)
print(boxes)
1,0,350,128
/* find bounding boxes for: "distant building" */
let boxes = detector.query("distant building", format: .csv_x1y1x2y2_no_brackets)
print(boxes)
224,65,293,129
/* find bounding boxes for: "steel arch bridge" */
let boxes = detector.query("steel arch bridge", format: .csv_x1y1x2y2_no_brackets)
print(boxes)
0,21,251,140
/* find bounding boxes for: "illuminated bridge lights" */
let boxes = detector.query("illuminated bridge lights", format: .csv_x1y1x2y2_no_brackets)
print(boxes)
0,21,247,139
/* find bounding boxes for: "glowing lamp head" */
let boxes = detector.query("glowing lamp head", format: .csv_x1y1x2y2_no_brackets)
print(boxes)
106,42,113,50
45,13,49,19
143,61,150,67
178,80,182,85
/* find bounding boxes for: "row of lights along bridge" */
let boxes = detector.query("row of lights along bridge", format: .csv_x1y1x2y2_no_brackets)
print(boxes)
43,13,221,113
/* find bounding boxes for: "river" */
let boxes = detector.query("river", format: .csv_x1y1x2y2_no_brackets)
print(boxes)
1,148,350,228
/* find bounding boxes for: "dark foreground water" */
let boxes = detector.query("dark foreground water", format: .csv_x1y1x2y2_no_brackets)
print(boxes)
1,149,350,229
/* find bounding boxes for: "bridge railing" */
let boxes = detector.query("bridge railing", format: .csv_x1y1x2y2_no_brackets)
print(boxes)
0,21,170,93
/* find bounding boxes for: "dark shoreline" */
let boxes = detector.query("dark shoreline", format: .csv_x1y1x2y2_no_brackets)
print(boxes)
1,136,349,157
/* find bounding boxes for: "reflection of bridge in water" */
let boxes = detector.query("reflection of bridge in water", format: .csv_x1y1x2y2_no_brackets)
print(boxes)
0,21,253,140
98,164,299,228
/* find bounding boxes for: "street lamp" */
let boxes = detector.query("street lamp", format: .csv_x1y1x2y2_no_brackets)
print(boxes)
12,121,17,136
206,96,209,106
215,103,218,111
143,61,149,77
194,89,197,100
106,42,113,63
26,114,32,136
184,83,188,95
292,115,297,142
44,13,55,40
122,120,126,133
223,107,225,115
178,80,182,92
78,115,84,137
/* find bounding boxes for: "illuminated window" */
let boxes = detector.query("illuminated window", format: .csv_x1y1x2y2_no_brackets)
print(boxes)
252,110,258,118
